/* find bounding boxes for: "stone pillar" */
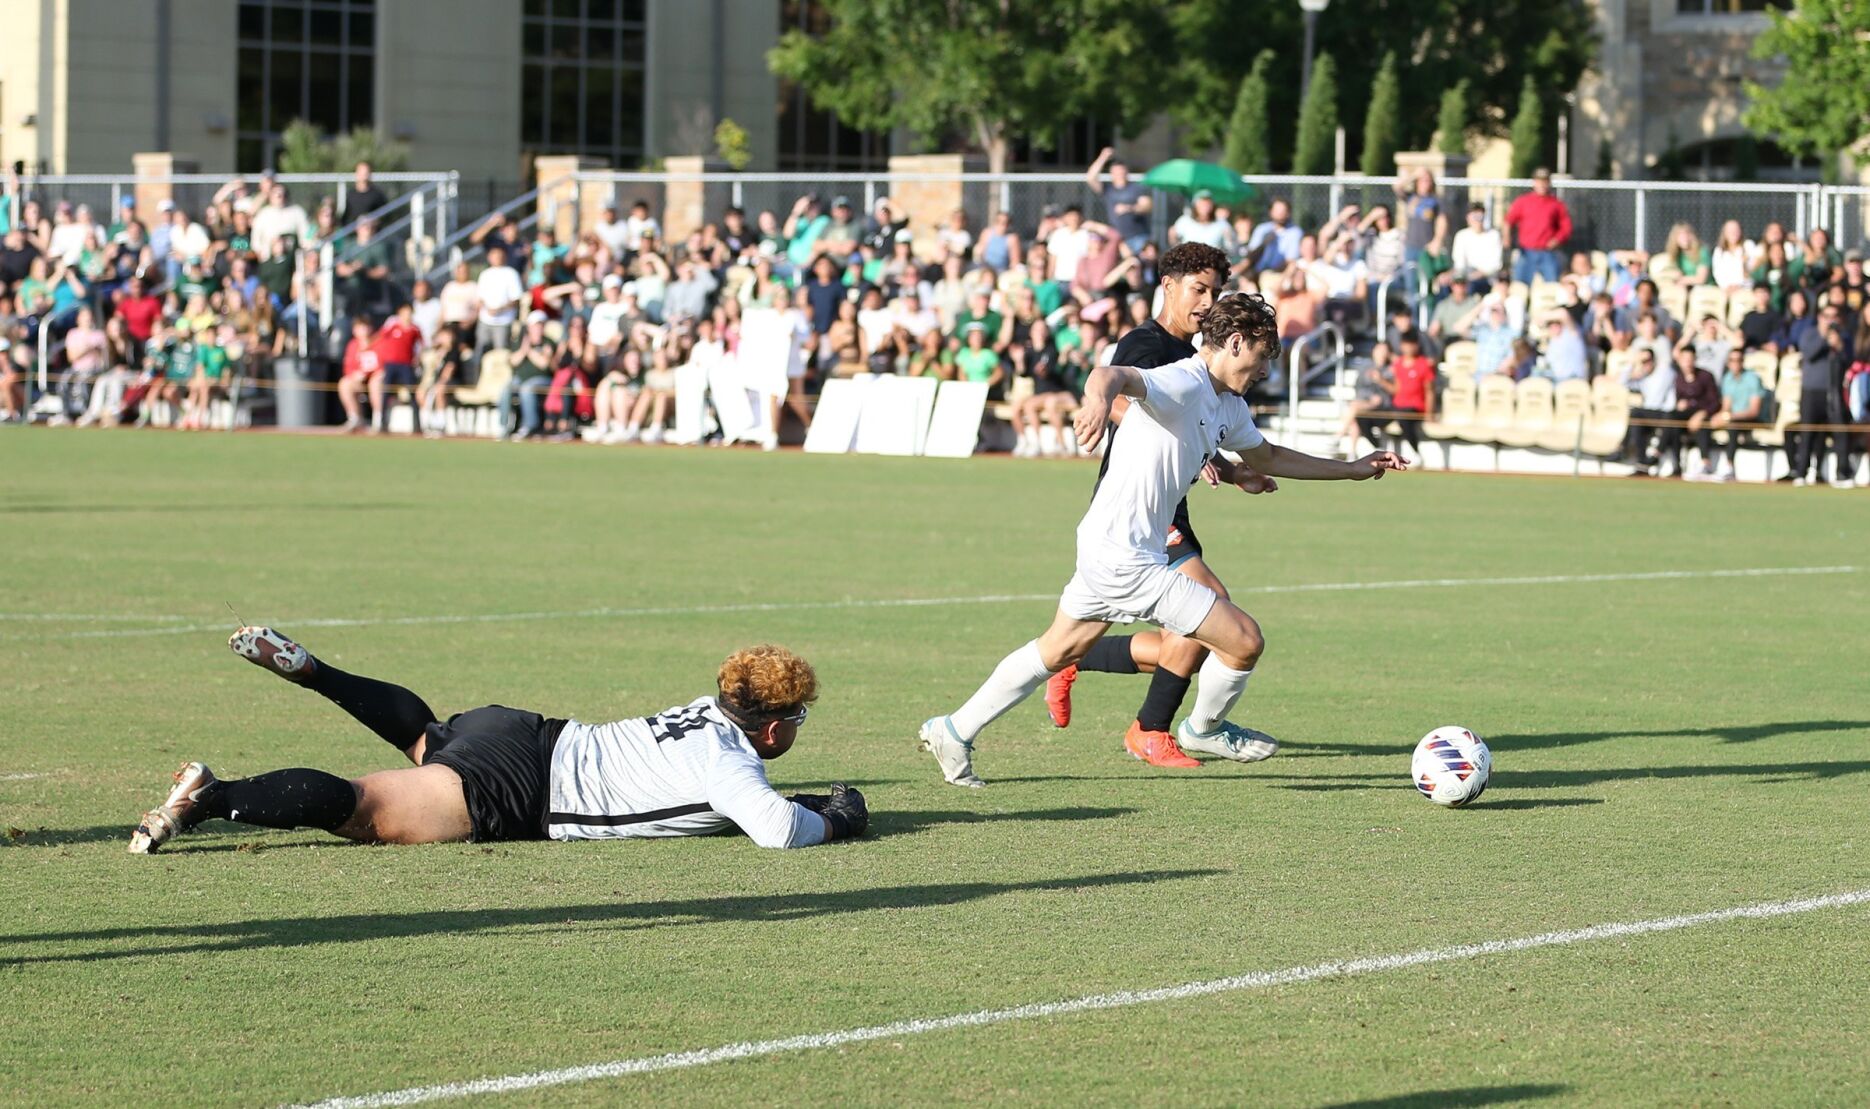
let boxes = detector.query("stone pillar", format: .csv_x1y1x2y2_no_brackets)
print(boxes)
888,153,984,251
661,155,725,244
532,155,607,243
133,152,199,224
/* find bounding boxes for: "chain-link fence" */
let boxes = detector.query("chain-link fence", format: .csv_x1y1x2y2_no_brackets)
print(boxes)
554,171,1858,260
6,172,456,237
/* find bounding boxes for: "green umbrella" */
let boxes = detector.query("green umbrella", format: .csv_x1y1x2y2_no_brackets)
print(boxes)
1141,159,1256,206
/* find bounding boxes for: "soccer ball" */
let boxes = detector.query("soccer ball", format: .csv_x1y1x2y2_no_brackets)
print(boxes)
1411,726,1491,807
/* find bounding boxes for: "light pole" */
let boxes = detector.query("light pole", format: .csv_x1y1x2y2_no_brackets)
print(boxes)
1299,0,1330,103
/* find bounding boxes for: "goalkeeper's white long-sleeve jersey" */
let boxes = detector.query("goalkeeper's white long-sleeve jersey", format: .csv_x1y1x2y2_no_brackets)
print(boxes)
547,697,825,848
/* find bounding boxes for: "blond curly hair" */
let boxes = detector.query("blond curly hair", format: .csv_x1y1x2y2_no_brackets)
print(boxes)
717,644,818,721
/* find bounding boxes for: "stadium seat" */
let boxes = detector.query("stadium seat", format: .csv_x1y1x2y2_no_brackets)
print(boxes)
1602,348,1636,384
1778,349,1801,383
1497,377,1555,448
1687,286,1727,325
1647,253,1682,283
988,375,1035,421
1744,349,1778,391
1659,285,1690,328
1580,383,1630,457
1528,282,1564,323
1461,375,1517,443
1751,363,1803,451
1505,281,1530,320
1726,293,1752,329
1536,379,1594,452
1441,340,1478,382
450,349,512,436
1422,376,1476,440
1589,251,1609,282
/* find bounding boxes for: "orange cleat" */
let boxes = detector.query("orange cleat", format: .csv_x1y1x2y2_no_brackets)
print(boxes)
1124,721,1200,768
1045,665,1079,728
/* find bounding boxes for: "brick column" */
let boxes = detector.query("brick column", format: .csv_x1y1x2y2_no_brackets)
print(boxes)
532,155,607,243
888,154,984,252
132,152,199,225
661,156,726,244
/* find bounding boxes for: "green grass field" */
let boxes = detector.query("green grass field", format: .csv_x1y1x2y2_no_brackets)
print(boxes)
4,431,1867,1108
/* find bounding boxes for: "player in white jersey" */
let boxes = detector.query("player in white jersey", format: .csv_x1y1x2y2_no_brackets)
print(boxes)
919,293,1405,786
128,628,866,853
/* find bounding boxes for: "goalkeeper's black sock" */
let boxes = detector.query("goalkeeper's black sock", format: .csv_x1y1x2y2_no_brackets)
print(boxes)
1135,667,1194,734
303,663,438,753
193,769,358,831
1079,636,1141,675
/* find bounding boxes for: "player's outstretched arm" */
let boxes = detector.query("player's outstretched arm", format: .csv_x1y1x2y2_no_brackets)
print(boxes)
1073,365,1148,453
1241,441,1407,481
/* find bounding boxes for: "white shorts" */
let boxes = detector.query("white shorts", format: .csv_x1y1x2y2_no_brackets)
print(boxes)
1058,559,1218,637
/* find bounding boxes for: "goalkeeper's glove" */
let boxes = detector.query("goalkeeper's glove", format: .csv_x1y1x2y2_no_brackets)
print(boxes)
788,783,868,841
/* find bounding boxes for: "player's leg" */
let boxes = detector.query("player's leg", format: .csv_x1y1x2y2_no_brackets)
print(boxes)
228,627,439,764
1176,596,1277,762
129,760,471,853
922,606,1109,787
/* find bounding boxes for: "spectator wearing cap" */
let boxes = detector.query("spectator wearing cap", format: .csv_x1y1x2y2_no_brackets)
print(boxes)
1503,168,1571,285
1428,273,1481,341
106,194,145,245
1472,296,1517,379
821,196,860,257
1170,190,1235,253
624,199,661,255
1832,250,1867,313
588,273,632,355
951,322,1003,391
501,309,557,440
1086,146,1153,252
1245,198,1302,274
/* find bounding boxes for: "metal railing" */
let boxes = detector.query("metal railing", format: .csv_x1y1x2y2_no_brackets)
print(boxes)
1284,321,1349,435
422,175,567,282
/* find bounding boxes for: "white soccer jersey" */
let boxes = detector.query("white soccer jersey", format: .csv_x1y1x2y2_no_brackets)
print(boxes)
1076,354,1264,570
547,697,826,848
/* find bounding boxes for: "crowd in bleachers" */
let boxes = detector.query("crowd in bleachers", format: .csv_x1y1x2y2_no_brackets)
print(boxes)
3,154,1867,482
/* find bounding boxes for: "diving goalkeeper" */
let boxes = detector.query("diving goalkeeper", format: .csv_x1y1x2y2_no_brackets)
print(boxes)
129,629,868,853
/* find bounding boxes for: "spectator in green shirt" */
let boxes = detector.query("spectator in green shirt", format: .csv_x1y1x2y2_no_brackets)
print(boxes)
336,217,393,317
952,323,1003,391
950,290,1003,354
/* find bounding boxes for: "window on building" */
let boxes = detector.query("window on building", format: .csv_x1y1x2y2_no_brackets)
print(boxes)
776,0,890,172
521,0,649,170
236,0,377,172
1675,0,1789,13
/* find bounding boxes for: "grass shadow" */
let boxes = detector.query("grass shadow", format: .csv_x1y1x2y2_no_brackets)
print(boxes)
874,806,1135,835
1323,1084,1570,1108
1274,759,1870,792
1289,720,1870,759
0,867,1223,966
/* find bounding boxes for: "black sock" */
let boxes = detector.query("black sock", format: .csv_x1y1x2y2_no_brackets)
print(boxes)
303,662,438,753
1135,667,1194,733
194,769,358,831
1080,636,1141,675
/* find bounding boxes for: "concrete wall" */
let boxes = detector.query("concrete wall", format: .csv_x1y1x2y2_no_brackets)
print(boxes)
376,0,523,180
646,0,778,167
0,0,50,173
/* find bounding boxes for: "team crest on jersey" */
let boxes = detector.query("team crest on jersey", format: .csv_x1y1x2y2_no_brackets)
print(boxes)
1167,526,1184,546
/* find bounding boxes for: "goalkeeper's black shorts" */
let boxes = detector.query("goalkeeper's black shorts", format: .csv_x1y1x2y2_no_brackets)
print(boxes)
423,705,567,843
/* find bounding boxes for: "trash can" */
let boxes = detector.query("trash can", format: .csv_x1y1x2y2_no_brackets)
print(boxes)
274,356,336,428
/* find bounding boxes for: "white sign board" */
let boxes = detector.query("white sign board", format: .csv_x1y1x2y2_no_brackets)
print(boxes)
854,374,939,456
803,377,872,454
922,381,989,458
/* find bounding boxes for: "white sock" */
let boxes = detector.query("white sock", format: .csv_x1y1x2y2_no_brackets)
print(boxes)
1188,654,1254,735
949,640,1051,742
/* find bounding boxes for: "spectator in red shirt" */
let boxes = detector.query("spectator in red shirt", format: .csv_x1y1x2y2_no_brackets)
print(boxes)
1388,331,1437,459
1503,168,1572,286
337,316,383,433
370,302,423,434
113,275,164,352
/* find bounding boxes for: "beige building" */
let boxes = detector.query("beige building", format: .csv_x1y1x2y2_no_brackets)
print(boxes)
0,0,787,180
1573,0,1812,180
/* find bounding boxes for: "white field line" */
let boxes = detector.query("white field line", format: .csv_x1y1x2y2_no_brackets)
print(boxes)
0,612,198,622
22,564,1858,643
0,772,48,781
297,886,1870,1109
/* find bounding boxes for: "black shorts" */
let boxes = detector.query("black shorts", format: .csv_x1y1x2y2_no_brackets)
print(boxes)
1166,499,1202,567
381,362,418,387
422,705,567,843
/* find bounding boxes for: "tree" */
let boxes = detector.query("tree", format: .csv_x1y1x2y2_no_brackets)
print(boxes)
1359,53,1402,177
1168,0,1594,170
1743,0,1870,177
1436,80,1470,157
1293,54,1339,176
768,0,1175,175
713,118,752,171
1508,76,1546,179
277,120,409,174
1223,51,1276,176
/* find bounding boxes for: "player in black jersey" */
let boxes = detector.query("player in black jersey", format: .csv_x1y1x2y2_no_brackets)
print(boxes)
1043,242,1281,767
